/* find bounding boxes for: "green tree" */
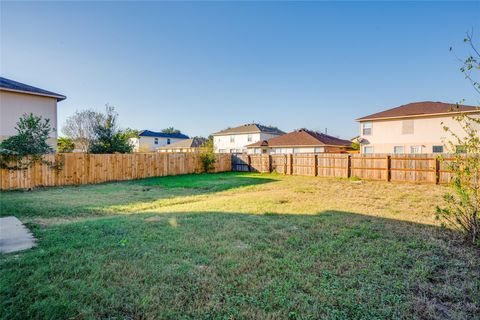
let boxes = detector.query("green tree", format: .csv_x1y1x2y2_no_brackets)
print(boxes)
161,127,182,135
0,113,56,169
436,33,480,245
200,135,216,172
89,105,134,154
57,137,75,153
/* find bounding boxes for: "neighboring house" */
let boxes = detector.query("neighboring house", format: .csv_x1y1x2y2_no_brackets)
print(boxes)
0,77,66,150
157,137,207,153
130,130,189,152
213,123,285,153
356,101,479,154
246,129,352,154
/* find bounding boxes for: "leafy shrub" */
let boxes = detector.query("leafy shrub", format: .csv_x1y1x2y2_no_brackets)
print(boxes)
57,137,75,153
200,136,216,173
0,113,59,170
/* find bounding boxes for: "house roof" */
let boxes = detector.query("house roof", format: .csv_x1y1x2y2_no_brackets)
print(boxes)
139,130,189,139
0,77,66,101
212,123,285,136
246,129,352,148
157,137,207,149
357,101,479,121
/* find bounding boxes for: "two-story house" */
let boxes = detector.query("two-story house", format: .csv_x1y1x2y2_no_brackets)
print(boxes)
356,101,479,154
0,77,66,151
130,130,189,152
212,123,285,153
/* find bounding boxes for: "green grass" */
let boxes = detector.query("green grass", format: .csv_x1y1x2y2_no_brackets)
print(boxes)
1,172,479,319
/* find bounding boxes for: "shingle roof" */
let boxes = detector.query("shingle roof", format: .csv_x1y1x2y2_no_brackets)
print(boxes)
357,101,479,121
157,137,207,149
139,130,189,139
246,129,351,148
0,77,66,101
212,123,285,136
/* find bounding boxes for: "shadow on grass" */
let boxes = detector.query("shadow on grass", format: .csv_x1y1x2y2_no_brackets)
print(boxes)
2,210,478,319
0,172,278,219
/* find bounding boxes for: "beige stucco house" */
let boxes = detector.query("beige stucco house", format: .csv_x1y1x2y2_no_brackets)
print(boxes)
356,101,479,154
213,123,285,153
0,77,66,150
130,130,189,152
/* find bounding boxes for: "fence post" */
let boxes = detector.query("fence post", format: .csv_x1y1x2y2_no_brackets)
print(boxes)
386,155,391,182
268,155,272,173
284,154,287,175
313,154,318,176
434,157,440,185
289,154,294,175
347,155,351,178
247,155,251,172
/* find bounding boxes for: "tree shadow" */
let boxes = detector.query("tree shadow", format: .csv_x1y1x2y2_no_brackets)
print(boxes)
5,210,478,319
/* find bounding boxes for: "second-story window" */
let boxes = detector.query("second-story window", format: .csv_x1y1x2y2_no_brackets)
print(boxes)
402,120,414,134
230,135,235,143
154,138,159,145
247,134,252,142
362,122,372,135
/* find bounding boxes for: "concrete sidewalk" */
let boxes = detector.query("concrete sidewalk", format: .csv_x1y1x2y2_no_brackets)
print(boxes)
0,216,36,254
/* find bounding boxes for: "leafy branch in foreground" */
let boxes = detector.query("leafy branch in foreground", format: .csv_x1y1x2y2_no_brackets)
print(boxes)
437,33,480,245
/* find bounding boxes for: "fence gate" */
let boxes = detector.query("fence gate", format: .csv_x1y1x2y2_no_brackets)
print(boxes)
231,154,250,172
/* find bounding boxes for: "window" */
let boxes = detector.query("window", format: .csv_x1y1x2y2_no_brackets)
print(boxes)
254,148,262,154
410,146,422,154
402,120,414,134
154,138,159,145
247,134,252,142
363,146,374,154
230,135,235,143
362,122,372,135
314,147,325,153
393,146,404,154
167,139,171,145
456,145,467,154
432,146,444,153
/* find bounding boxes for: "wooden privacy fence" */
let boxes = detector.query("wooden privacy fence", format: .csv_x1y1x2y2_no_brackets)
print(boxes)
0,153,232,190
232,153,455,184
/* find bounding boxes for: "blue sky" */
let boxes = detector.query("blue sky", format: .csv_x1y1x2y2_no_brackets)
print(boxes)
1,1,479,139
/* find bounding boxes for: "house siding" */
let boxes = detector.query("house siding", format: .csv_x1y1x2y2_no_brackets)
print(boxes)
214,132,280,153
359,113,480,154
0,91,58,150
131,136,187,152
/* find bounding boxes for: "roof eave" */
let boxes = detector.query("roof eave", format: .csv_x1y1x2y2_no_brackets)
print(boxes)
246,144,349,148
356,109,480,122
0,87,66,101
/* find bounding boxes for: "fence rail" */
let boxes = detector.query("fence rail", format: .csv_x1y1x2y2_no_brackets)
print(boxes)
0,153,232,190
232,153,455,184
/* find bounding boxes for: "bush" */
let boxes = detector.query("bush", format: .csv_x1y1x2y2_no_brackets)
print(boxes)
57,137,75,153
0,113,58,170
200,136,216,173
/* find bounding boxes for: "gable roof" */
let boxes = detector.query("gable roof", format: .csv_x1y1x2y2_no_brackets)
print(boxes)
357,101,479,121
246,129,351,148
157,137,207,149
213,123,285,136
139,130,189,139
0,77,66,101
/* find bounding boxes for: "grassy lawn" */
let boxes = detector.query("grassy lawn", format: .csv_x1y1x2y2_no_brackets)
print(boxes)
1,172,479,319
